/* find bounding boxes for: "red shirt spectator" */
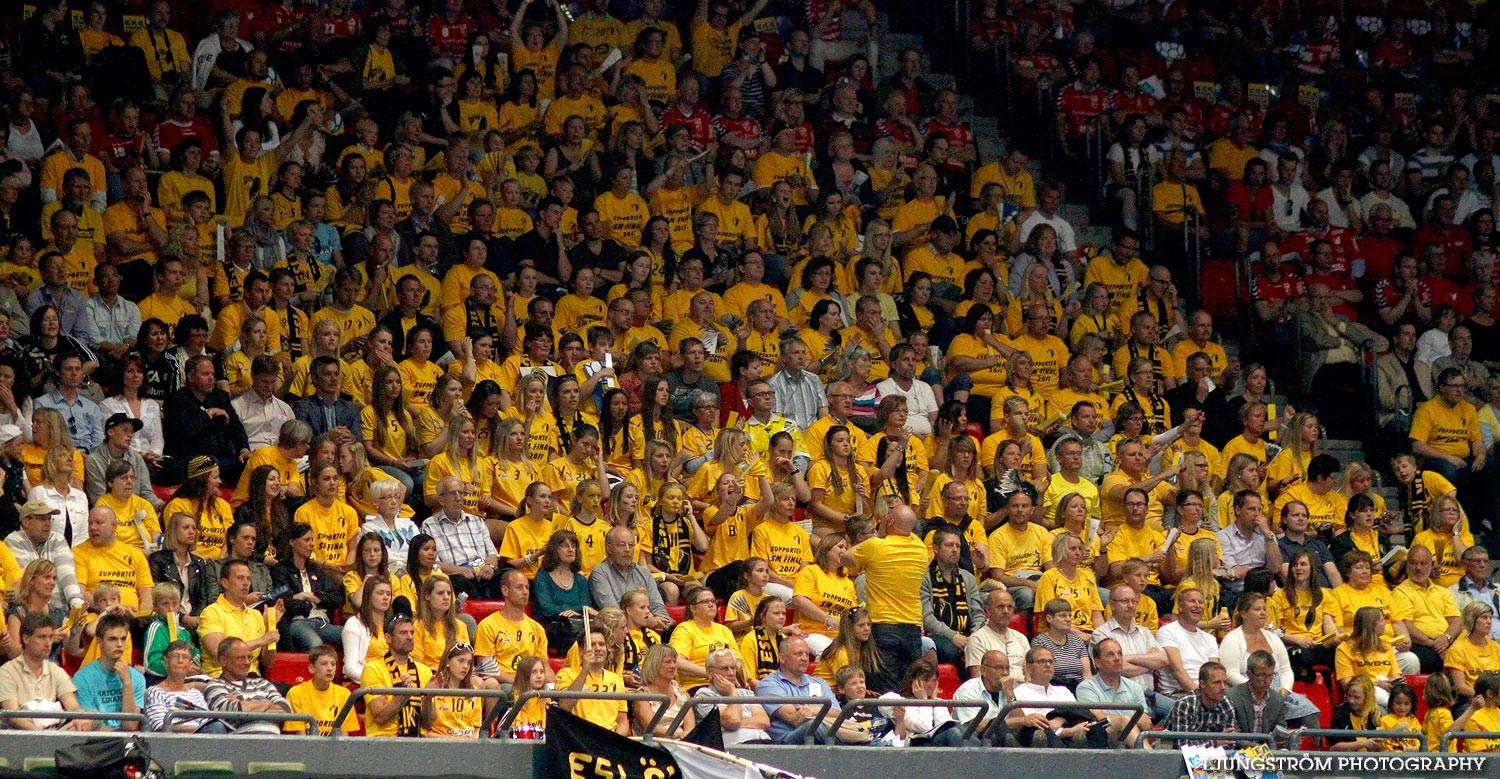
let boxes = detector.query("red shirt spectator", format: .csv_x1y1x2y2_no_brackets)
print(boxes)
1304,270,1360,320
714,112,766,161
665,103,720,152
1056,77,1109,138
243,3,308,54
426,5,475,61
1223,178,1274,224
1282,223,1360,277
1360,234,1403,281
1251,261,1307,322
1412,204,1474,278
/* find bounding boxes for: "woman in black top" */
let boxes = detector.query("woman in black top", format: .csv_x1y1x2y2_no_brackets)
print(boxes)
271,522,346,651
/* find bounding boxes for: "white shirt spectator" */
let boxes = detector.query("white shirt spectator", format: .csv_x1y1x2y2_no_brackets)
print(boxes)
953,674,1009,729
231,389,295,451
1156,620,1219,695
1017,210,1078,254
1270,183,1311,233
191,33,252,92
85,295,142,351
965,623,1028,683
1415,326,1452,368
875,376,938,436
691,686,772,745
1011,680,1077,718
100,396,163,457
27,484,89,547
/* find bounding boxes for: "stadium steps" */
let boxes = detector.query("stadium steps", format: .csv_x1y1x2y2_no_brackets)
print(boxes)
1321,439,1367,468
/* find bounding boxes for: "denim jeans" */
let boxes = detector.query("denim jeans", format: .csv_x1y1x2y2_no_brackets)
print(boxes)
286,617,344,651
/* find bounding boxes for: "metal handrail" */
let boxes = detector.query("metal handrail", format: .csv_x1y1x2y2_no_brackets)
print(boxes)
1441,730,1500,752
1299,727,1425,751
829,697,989,742
0,709,148,727
996,701,1145,746
330,686,516,738
490,689,671,741
663,695,832,745
162,709,320,734
1141,730,1275,748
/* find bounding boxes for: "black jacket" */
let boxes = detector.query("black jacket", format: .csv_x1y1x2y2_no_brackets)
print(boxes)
163,386,249,460
270,560,345,624
147,548,212,617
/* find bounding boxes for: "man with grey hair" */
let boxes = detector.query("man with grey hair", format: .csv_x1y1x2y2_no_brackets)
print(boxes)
589,526,671,630
692,647,772,744
767,336,825,431
202,637,291,735
755,636,841,744
1091,584,1170,716
425,475,502,599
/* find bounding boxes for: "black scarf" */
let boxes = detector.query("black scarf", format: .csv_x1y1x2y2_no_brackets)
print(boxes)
927,560,970,635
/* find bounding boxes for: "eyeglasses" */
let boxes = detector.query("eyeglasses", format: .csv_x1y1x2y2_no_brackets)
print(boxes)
693,598,717,607
751,390,774,398
451,642,474,653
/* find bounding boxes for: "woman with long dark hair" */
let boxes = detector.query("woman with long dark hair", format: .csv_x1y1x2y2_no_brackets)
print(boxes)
270,522,344,650
163,456,234,560
534,529,596,650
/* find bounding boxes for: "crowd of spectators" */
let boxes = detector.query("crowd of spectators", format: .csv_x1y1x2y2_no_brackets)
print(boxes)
4,0,1500,753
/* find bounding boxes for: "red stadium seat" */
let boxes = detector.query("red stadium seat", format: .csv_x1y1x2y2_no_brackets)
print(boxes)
1404,674,1429,719
153,485,178,503
548,656,566,673
666,605,687,623
937,664,961,698
268,652,313,687
1199,260,1243,316
1008,613,1029,638
463,600,505,622
1293,678,1332,729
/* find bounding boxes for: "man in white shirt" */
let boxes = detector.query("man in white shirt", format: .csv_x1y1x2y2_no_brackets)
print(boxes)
85,264,141,370
875,343,938,436
231,356,294,451
1006,646,1105,748
964,589,1028,682
953,649,1012,743
1156,587,1220,703
767,337,827,432
1090,584,1169,715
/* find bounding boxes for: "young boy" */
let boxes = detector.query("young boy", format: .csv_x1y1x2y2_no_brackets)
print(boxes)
142,582,194,683
833,666,896,745
66,584,134,667
1107,558,1160,631
580,325,616,413
285,645,359,735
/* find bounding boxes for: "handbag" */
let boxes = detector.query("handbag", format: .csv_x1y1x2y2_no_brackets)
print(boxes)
55,737,129,778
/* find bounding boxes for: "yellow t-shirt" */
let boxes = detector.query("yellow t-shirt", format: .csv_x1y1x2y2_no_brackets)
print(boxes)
1034,566,1103,630
1334,639,1399,683
749,518,811,581
412,619,471,669
360,654,434,737
161,496,233,559
849,534,929,626
1106,523,1167,586
284,681,358,735
72,541,152,610
475,611,549,678
1268,587,1331,642
700,504,758,575
498,515,554,579
552,666,627,729
294,499,361,567
198,595,273,675
593,191,651,241
792,565,858,638
1325,584,1408,640
1410,398,1481,459
232,445,305,507
668,619,742,684
986,522,1054,578
95,493,160,552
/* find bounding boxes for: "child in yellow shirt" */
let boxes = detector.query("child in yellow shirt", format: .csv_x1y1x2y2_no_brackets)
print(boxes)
1423,672,1457,753
1378,685,1421,751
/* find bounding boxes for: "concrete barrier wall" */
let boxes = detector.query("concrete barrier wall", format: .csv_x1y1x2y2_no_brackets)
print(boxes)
0,731,1491,779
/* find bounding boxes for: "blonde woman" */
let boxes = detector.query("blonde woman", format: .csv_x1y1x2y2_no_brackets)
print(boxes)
339,441,405,520
1410,493,1470,587
27,446,88,544
1034,531,1104,637
417,375,469,456
687,427,767,511
1267,412,1322,499
1338,461,1389,517
22,408,82,488
490,418,538,520
423,415,500,517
